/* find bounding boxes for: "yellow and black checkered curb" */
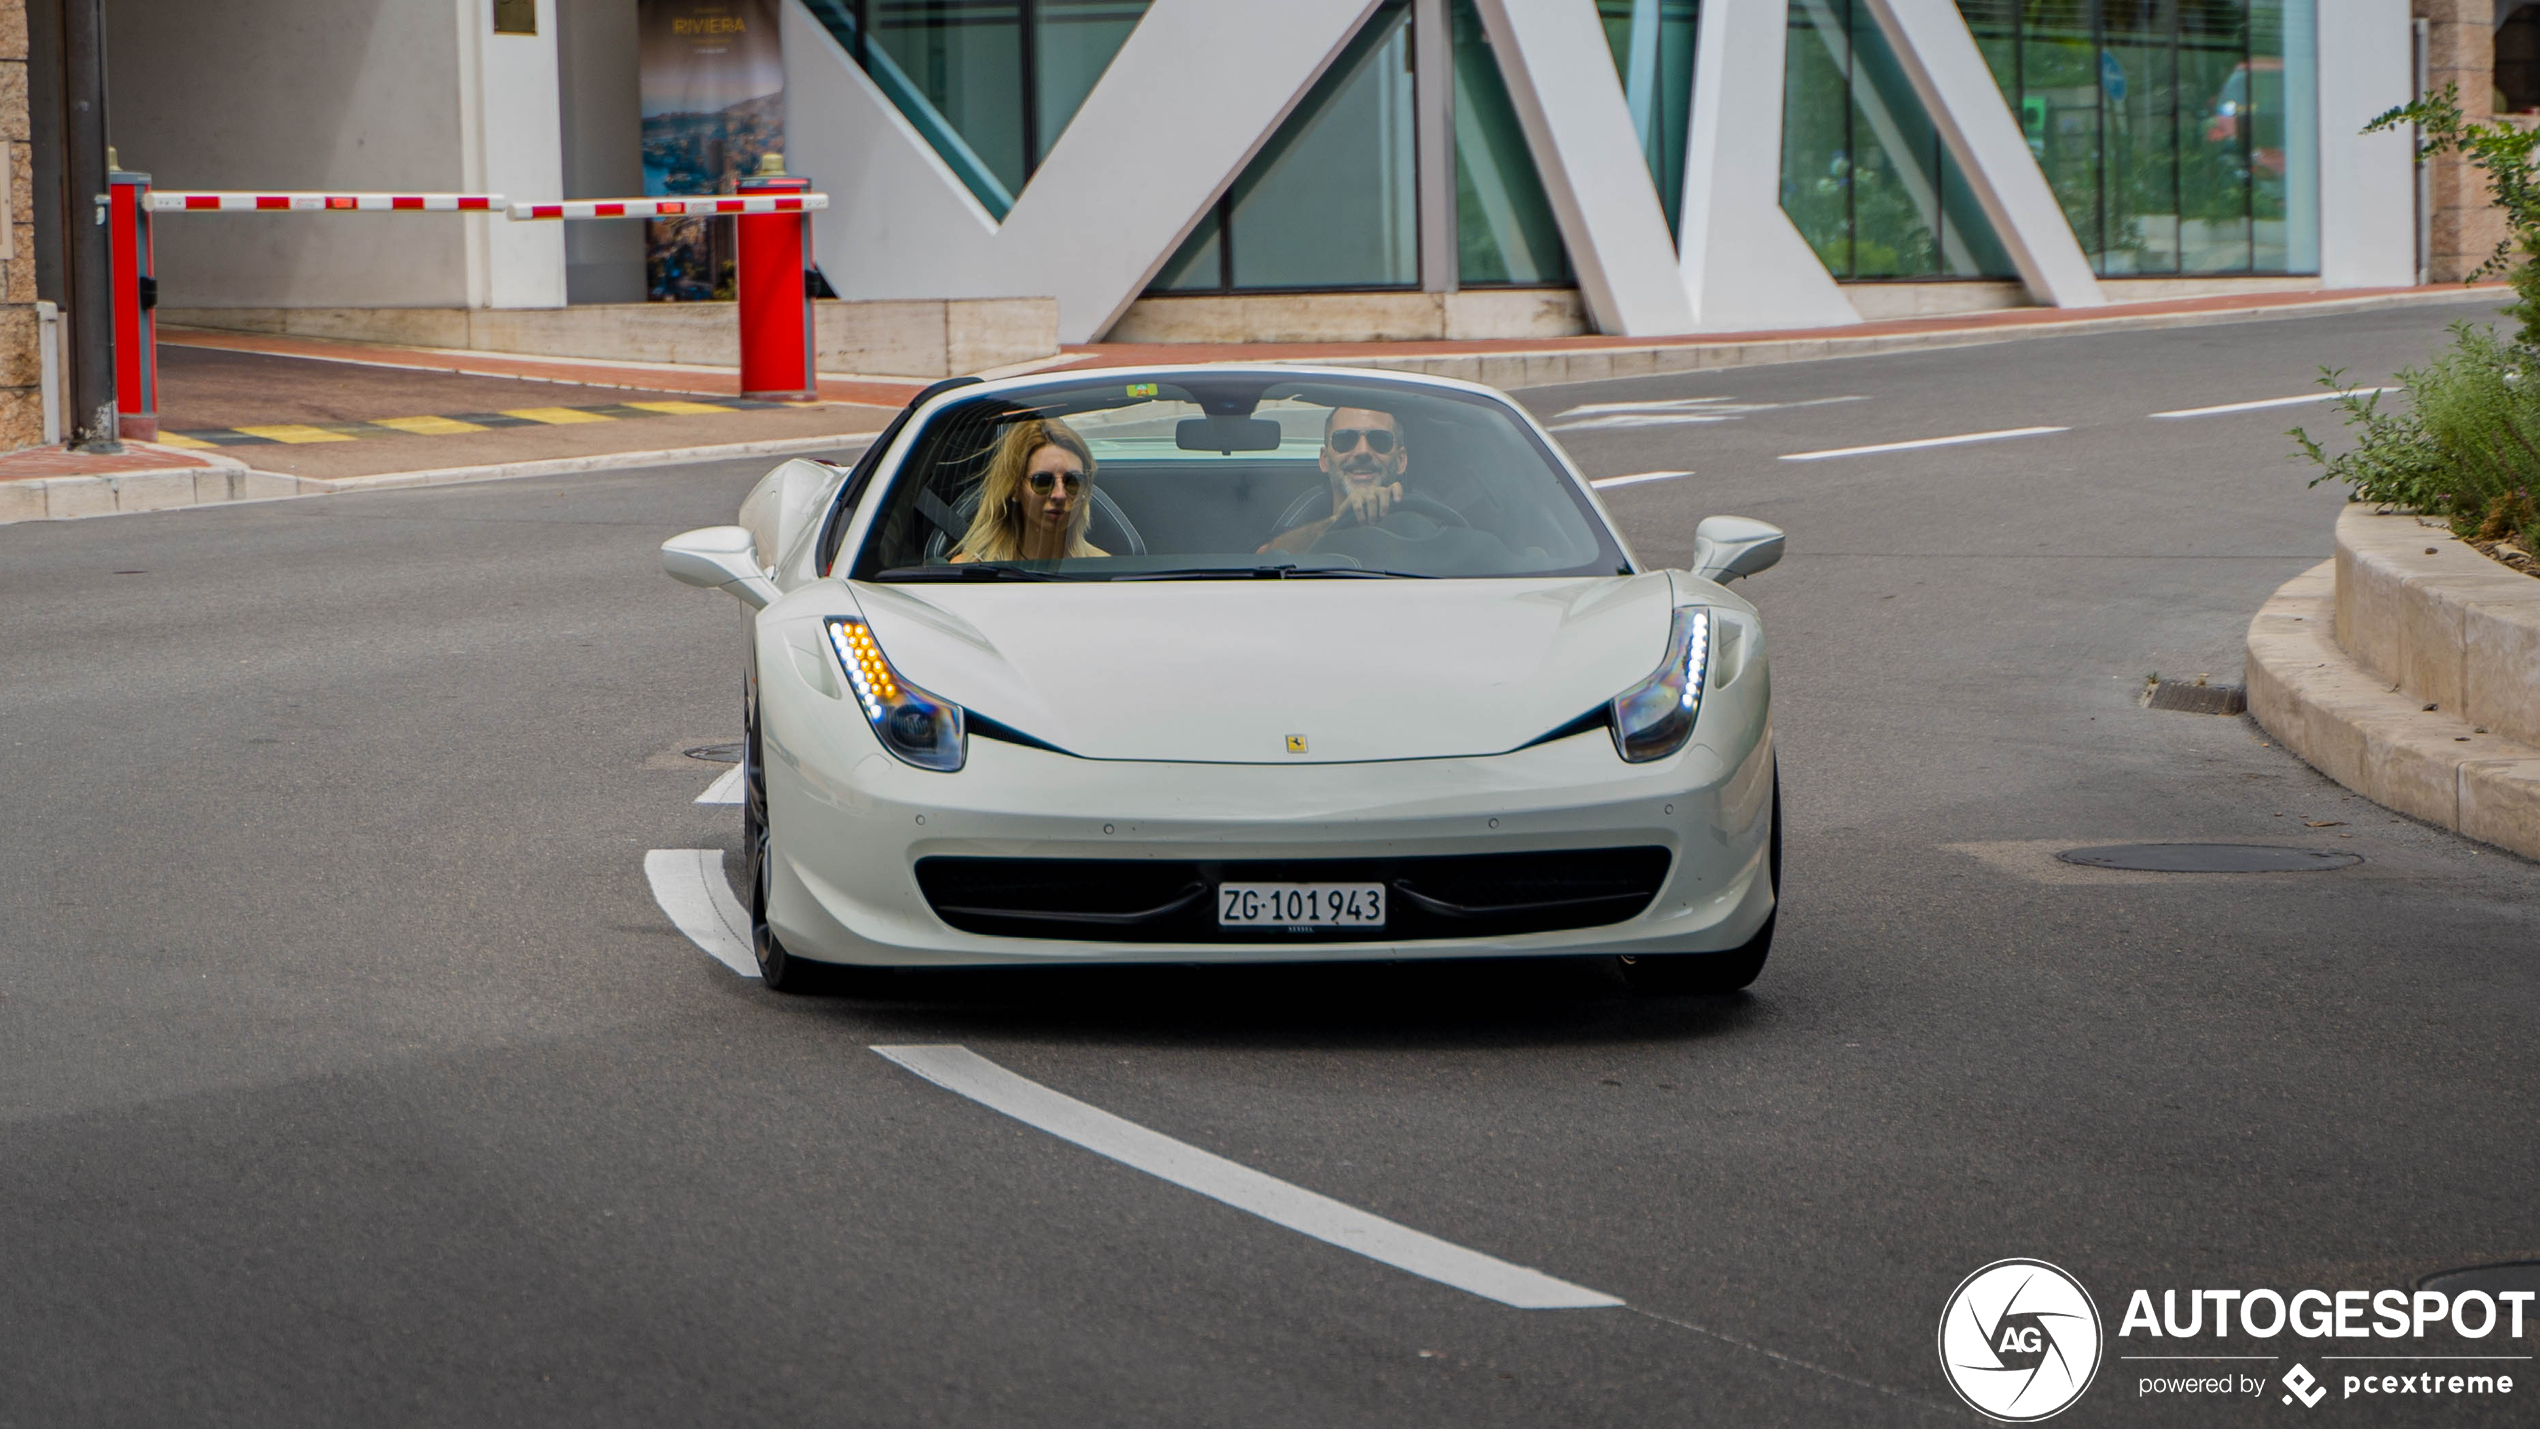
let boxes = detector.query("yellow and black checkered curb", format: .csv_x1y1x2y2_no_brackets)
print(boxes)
161,396,791,448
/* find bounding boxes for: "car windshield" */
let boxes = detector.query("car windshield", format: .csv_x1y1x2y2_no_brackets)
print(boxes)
846,373,1629,581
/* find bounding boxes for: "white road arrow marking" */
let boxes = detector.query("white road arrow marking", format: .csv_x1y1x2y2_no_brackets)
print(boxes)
2148,387,2397,418
870,1043,1624,1311
696,763,744,805
1551,394,1867,432
1779,425,2066,461
645,848,758,978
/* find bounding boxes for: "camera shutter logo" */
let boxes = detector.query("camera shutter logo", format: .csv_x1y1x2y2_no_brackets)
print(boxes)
1937,1259,2103,1420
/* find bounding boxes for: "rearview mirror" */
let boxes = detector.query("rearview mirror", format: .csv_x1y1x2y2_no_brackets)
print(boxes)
1176,416,1283,453
661,525,781,610
1690,516,1784,584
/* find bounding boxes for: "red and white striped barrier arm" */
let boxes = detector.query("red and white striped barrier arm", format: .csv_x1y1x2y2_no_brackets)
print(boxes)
506,194,830,221
150,192,505,213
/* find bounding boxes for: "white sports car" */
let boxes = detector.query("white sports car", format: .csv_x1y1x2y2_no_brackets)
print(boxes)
662,365,1783,995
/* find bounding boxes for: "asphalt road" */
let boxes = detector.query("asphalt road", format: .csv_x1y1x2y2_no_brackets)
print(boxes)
5,296,2536,1427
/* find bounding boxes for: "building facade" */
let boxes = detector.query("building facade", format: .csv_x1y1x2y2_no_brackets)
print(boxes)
37,0,2501,379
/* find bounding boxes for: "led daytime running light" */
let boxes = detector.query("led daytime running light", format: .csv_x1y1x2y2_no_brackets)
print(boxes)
823,617,966,772
1610,607,1711,763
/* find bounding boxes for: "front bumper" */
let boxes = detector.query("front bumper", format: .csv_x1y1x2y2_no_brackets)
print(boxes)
759,703,1776,969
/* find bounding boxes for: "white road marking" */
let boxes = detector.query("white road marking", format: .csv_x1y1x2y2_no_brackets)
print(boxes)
1591,470,1694,489
2148,387,2398,418
644,848,758,977
696,763,744,805
871,1044,1624,1311
1778,426,2067,461
1551,394,1865,432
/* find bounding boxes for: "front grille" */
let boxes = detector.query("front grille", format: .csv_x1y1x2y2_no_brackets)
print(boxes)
914,847,1671,943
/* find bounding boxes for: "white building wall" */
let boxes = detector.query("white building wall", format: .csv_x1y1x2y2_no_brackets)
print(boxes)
107,0,474,308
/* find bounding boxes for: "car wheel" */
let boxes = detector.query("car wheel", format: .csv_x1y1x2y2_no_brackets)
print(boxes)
1618,767,1780,996
743,691,820,994
744,692,895,998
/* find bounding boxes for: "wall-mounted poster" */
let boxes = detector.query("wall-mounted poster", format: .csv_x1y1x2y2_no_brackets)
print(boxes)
639,0,783,301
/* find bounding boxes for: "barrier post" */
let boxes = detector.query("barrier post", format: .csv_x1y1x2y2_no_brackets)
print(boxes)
734,172,815,401
108,167,157,441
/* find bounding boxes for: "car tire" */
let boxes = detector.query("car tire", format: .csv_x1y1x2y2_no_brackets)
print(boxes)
743,690,822,994
1617,767,1780,996
743,691,897,998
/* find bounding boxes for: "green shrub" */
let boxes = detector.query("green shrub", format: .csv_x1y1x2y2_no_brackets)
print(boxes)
2296,331,2540,552
2291,86,2540,557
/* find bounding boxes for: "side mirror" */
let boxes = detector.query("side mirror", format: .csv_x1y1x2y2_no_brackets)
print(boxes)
1690,516,1784,584
661,525,781,610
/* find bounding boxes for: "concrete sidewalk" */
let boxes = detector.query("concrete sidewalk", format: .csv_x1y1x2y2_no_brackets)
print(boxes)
0,336,902,522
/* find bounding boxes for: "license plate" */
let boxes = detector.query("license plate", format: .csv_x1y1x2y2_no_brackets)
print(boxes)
1216,882,1386,928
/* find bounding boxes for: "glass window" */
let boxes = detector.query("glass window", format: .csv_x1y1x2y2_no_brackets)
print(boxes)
1597,0,1700,238
1455,0,1570,285
1780,0,2017,279
798,0,1154,220
851,373,1627,581
1952,0,2318,276
1154,1,1420,291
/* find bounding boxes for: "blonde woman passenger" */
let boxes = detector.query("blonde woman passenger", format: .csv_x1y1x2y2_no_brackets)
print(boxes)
951,418,1109,563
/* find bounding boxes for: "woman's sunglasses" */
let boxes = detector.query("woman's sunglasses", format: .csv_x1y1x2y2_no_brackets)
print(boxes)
1327,427,1398,455
1027,470,1086,495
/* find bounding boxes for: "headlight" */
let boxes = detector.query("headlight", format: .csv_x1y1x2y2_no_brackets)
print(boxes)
1610,607,1710,763
824,617,966,772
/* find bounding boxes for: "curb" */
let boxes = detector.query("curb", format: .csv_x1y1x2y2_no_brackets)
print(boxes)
0,444,336,524
2247,561,2540,861
0,431,880,524
1269,287,2508,389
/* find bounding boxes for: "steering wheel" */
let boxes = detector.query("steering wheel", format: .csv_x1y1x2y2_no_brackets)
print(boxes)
1327,491,1469,535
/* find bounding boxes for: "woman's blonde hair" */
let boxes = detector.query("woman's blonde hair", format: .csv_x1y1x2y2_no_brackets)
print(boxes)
955,418,1100,561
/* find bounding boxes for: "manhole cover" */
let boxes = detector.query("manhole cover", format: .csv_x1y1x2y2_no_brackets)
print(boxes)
2417,1261,2540,1297
2055,843,2362,872
2143,679,2248,716
683,742,743,764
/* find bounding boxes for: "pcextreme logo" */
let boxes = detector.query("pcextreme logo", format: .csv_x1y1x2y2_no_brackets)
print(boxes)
1939,1259,2105,1421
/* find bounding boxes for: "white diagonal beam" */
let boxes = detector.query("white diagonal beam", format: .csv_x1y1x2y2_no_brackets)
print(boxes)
1855,0,2102,308
2319,0,2413,286
783,0,1379,345
1468,0,1696,336
1677,0,1861,330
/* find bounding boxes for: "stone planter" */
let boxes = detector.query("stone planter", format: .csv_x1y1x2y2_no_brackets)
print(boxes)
2246,505,2540,860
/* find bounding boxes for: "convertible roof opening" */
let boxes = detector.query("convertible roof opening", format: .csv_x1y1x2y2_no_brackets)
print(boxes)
845,371,1632,582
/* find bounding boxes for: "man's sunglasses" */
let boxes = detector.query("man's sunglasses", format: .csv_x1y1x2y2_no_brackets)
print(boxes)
1027,470,1086,495
1327,427,1398,455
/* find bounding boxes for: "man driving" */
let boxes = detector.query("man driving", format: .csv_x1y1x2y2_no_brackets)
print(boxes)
1261,405,1410,556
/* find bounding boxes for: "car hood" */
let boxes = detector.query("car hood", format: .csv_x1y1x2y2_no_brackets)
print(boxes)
847,574,1678,763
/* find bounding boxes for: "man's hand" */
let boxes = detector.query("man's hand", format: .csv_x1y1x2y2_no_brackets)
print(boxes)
1334,479,1404,528
1258,479,1407,554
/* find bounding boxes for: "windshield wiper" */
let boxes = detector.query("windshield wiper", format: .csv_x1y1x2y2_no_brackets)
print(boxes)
875,563,1070,582
1110,564,1435,581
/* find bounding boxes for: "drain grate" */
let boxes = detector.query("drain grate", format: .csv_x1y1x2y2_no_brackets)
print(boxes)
2056,843,2361,873
683,742,743,764
2143,679,2247,716
2416,1261,2540,1297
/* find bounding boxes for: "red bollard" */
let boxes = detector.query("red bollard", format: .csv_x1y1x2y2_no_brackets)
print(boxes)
109,167,158,440
735,173,815,402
